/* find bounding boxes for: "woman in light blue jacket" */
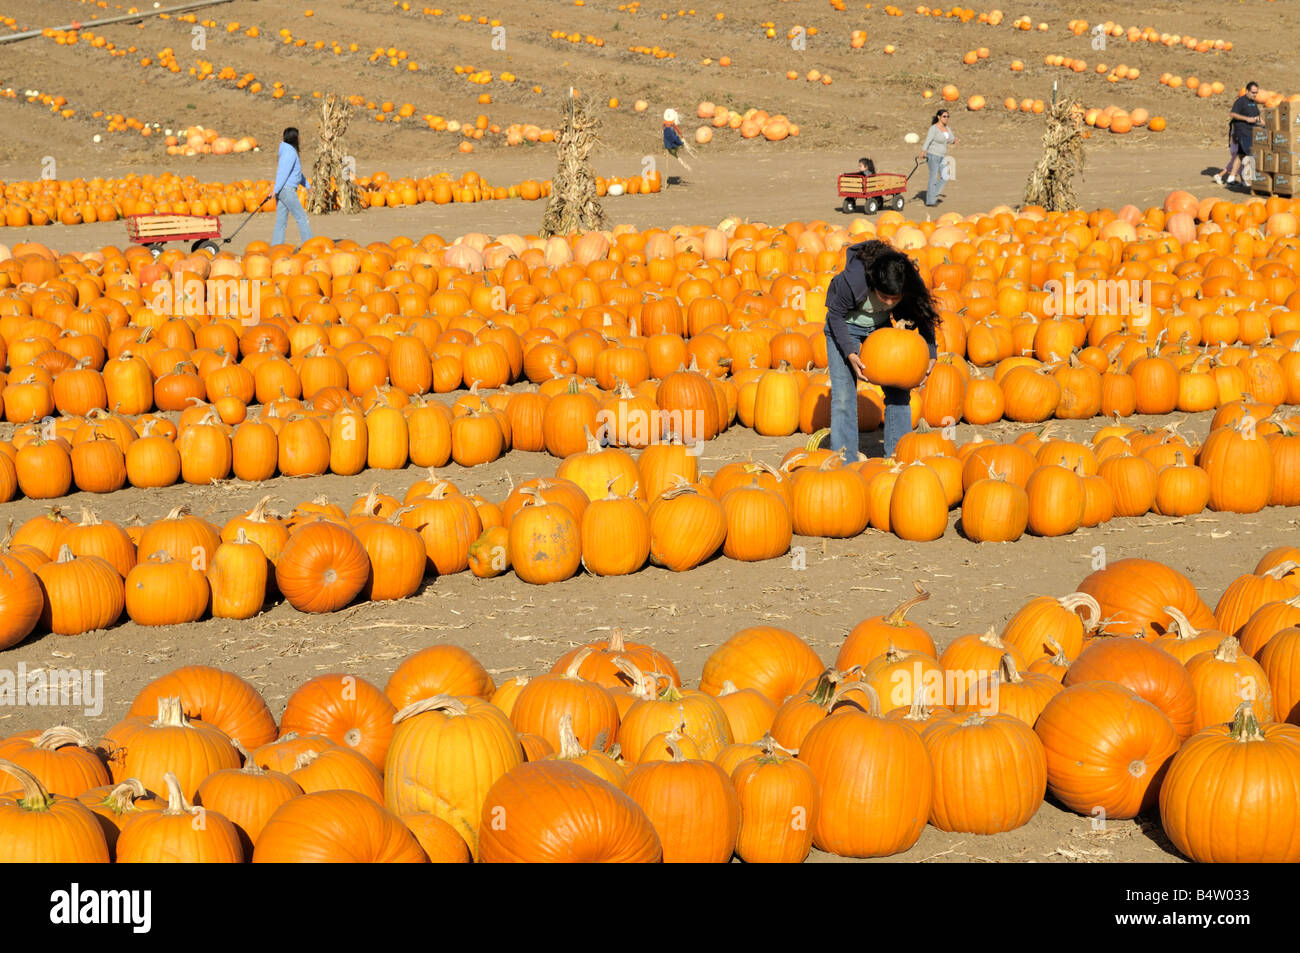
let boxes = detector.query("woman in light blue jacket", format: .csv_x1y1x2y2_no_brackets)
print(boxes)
272,127,312,245
918,110,955,207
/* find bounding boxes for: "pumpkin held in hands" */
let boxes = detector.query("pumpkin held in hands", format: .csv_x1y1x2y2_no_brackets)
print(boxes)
859,320,930,390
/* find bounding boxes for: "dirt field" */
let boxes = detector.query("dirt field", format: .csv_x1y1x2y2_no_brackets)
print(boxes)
1,0,1298,862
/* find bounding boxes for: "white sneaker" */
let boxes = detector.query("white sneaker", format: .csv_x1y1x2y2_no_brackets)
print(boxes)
1213,173,1224,185
1227,175,1239,185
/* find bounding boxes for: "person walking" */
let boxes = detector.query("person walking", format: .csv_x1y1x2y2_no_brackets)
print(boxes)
919,109,955,206
824,239,939,461
1214,81,1264,187
272,127,312,246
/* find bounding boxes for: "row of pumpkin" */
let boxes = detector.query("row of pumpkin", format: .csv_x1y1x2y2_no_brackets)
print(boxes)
4,552,1300,861
0,405,1294,648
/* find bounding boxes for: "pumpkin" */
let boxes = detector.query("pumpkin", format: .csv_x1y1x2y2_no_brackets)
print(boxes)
508,485,583,583
253,790,427,863
625,737,740,863
35,545,124,635
56,508,136,577
128,664,277,749
194,749,302,853
1034,682,1179,819
468,525,511,578
788,456,870,537
104,697,241,801
477,760,661,862
1001,592,1101,665
859,319,930,389
1185,638,1274,731
209,529,268,619
401,812,472,862
720,484,793,561
1159,703,1300,862
1215,563,1300,639
0,726,109,797
1076,557,1216,637
1198,416,1274,513
771,672,872,749
1064,637,1198,739
889,462,949,541
837,583,936,669
715,681,778,744
616,664,734,762
0,758,110,862
959,471,1029,542
0,557,43,650
75,780,164,858
510,647,620,752
405,481,483,575
289,745,384,802
922,712,1047,833
279,673,396,769
385,645,496,709
384,695,523,860
124,550,210,626
647,481,726,571
275,521,371,613
797,702,932,857
549,626,682,692
699,626,824,704
137,505,220,569
353,511,426,601
959,653,1063,727
730,735,819,863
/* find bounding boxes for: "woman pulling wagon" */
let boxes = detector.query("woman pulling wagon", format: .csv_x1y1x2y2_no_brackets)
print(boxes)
272,127,313,246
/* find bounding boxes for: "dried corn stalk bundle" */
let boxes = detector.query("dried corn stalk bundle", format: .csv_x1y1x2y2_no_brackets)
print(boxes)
542,91,606,237
308,93,361,214
1024,90,1086,212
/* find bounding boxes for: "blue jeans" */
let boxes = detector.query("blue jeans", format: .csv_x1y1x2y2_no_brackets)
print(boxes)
826,325,912,462
925,153,946,206
273,186,312,245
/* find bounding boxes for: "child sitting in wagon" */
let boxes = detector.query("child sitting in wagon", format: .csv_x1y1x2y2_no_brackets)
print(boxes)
858,157,876,175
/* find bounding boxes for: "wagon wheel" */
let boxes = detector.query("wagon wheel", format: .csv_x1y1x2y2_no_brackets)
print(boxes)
864,197,880,215
147,244,163,260
891,194,905,211
840,197,858,214
191,239,220,255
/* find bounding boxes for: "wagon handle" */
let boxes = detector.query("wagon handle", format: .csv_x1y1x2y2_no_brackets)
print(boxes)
222,193,273,246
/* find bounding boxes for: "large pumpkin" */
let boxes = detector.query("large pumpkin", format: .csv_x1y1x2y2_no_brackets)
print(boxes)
477,760,661,862
275,521,371,613
1076,557,1216,637
278,673,396,769
1159,704,1300,862
1034,682,1179,819
252,790,427,862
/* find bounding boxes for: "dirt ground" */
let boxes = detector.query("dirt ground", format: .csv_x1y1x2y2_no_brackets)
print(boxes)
1,0,1298,862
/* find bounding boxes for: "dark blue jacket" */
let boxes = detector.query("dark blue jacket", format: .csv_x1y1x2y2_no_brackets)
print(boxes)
824,240,938,364
663,124,684,150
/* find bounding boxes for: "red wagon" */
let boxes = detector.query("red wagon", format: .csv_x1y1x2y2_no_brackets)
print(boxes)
836,171,909,215
126,213,222,257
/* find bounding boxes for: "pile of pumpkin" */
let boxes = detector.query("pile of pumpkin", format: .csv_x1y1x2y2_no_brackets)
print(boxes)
0,173,275,227
164,127,259,158
4,553,1300,862
694,103,799,143
3,398,1297,648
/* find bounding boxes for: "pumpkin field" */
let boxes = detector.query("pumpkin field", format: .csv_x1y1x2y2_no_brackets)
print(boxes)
1,0,1300,867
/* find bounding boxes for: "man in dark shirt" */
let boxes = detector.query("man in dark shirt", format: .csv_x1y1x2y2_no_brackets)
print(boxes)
1215,81,1263,186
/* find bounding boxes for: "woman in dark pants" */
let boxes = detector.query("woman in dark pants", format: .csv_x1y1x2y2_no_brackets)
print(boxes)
825,240,939,462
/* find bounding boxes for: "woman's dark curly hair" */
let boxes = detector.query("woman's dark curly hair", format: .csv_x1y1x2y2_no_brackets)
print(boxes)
853,240,939,336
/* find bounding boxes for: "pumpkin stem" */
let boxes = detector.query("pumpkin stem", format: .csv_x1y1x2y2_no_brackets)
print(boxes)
1058,592,1102,629
1228,701,1267,741
0,759,55,811
719,680,739,697
555,713,586,760
997,652,1024,685
55,544,77,564
612,656,655,699
807,669,841,707
292,750,320,771
152,696,193,728
884,581,931,625
1213,637,1241,663
32,725,97,751
160,772,197,816
607,627,627,653
392,694,469,723
806,428,830,451
563,646,594,680
901,685,935,721
1162,605,1199,641
960,713,986,727
1261,561,1300,580
832,680,881,717
101,779,149,814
